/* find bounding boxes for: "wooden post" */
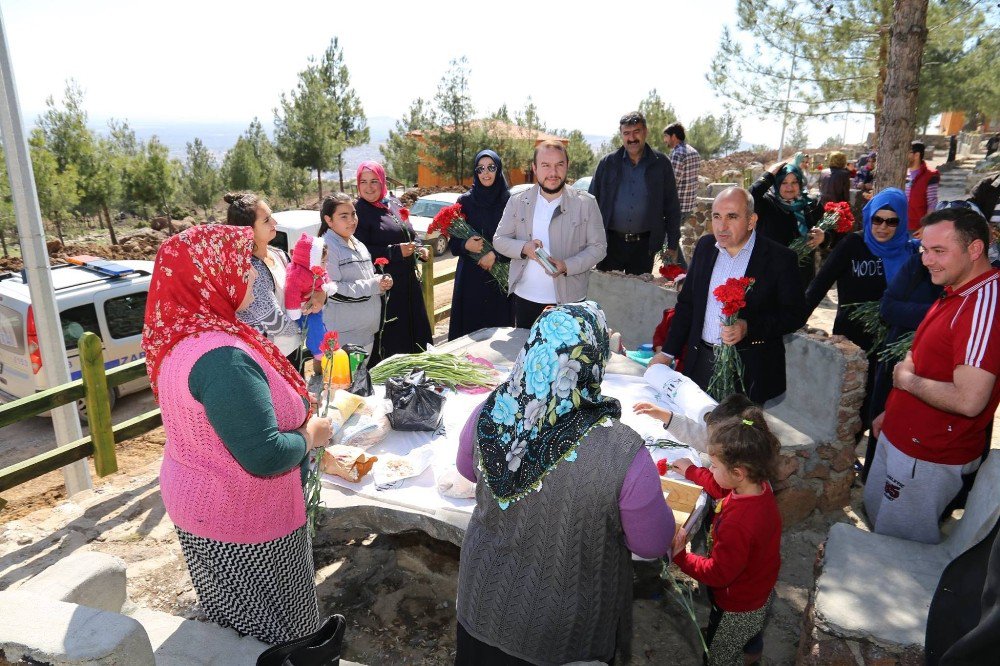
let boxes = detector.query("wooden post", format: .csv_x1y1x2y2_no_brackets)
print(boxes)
422,243,436,327
78,332,117,477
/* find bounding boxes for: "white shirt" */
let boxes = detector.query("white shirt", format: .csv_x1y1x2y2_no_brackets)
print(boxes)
514,192,563,304
701,231,757,344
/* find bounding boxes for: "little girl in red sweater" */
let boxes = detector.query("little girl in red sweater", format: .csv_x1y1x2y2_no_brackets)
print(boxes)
671,406,781,666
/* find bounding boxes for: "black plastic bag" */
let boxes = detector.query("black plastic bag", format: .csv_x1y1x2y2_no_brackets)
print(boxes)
385,371,445,431
343,344,374,397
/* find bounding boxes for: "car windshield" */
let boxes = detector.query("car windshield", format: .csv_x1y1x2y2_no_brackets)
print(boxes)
409,200,450,218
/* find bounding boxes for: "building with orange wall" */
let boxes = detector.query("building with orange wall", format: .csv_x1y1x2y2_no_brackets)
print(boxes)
408,120,568,188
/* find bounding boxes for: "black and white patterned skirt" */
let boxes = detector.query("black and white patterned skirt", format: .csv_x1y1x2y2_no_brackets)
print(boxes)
176,525,320,645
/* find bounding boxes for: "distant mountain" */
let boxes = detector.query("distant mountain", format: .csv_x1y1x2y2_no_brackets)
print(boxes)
79,117,612,176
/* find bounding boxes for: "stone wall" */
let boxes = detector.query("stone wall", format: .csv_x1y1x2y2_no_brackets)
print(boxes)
587,272,866,527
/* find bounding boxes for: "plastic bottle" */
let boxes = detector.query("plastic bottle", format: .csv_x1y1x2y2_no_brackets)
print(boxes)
330,348,351,388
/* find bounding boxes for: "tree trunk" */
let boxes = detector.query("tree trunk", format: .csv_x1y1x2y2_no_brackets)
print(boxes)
337,155,344,192
316,168,323,200
102,204,118,246
55,218,65,246
0,227,8,257
876,0,929,192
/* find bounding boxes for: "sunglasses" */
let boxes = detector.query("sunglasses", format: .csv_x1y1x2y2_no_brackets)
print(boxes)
872,214,899,228
474,164,498,175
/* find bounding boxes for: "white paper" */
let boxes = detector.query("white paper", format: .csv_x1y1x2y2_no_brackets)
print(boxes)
643,364,717,424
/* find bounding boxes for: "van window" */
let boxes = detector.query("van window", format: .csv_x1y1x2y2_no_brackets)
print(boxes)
104,292,148,339
60,304,102,350
0,305,24,353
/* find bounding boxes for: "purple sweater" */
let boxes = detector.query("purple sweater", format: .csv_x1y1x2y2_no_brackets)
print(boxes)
457,403,673,559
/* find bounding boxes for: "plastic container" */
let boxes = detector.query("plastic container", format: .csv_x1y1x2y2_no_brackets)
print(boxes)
330,348,352,387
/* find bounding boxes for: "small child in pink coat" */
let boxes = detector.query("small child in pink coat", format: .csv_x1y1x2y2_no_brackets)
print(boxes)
285,234,338,377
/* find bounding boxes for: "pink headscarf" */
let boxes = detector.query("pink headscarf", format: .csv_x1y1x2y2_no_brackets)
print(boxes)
355,161,388,208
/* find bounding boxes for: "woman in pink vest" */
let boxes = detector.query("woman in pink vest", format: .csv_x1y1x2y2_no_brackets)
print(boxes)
142,224,333,645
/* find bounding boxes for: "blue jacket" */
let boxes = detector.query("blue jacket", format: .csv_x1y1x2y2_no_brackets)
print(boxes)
589,144,682,253
879,252,943,338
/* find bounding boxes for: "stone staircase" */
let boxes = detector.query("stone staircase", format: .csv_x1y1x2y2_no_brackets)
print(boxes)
936,152,987,200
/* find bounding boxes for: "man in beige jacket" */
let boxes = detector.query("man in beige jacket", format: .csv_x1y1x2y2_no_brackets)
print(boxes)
493,140,608,328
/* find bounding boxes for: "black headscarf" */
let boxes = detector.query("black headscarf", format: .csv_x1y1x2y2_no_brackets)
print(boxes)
469,149,510,209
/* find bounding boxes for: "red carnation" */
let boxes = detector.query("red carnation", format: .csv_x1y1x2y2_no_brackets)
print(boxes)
374,257,389,271
399,207,410,222
319,330,340,355
429,203,465,240
310,265,325,277
656,459,669,476
659,263,685,281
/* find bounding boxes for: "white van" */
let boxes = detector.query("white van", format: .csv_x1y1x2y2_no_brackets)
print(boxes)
0,257,154,412
271,209,321,256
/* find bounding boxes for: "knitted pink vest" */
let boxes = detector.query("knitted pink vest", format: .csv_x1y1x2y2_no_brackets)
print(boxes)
157,331,307,543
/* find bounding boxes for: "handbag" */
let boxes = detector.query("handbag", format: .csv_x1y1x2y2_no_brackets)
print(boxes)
256,614,346,666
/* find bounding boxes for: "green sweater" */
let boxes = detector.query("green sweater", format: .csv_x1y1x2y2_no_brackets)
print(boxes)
188,346,309,480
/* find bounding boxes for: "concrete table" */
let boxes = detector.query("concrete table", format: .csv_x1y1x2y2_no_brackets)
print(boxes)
318,327,646,546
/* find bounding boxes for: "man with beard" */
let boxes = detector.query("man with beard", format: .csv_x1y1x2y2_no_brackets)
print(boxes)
494,140,607,328
589,111,682,275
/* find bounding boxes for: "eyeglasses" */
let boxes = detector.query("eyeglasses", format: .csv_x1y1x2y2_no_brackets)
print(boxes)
872,214,899,228
935,200,985,217
474,164,498,175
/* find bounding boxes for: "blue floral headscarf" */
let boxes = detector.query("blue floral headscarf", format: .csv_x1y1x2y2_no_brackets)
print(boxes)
476,301,621,509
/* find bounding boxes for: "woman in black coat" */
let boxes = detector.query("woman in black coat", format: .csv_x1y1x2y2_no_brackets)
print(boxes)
750,158,825,288
353,161,432,366
448,150,515,340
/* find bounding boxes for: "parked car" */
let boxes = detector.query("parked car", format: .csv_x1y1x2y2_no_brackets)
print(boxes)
408,192,461,256
271,209,321,256
571,176,593,191
0,257,154,417
508,183,533,196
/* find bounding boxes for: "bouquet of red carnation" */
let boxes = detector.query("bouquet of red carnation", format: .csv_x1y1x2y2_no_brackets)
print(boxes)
706,277,755,401
790,201,855,265
659,263,685,282
429,203,508,294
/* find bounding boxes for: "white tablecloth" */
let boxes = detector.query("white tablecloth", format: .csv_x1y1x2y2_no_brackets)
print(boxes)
321,372,704,517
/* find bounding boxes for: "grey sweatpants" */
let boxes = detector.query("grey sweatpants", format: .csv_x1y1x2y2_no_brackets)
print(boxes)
863,433,979,544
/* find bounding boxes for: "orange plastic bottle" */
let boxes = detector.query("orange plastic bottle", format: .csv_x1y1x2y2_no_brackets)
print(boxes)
330,348,351,388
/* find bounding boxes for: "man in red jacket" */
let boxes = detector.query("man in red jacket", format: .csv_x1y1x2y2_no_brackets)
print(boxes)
906,141,940,235
867,207,1000,544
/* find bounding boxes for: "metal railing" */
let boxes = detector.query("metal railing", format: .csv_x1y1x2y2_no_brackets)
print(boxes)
0,332,161,512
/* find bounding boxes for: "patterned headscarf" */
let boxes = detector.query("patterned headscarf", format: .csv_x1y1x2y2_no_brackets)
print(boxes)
141,225,309,406
770,153,815,237
355,161,389,209
476,301,621,509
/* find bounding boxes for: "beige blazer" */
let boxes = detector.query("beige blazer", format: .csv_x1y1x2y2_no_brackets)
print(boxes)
493,185,607,303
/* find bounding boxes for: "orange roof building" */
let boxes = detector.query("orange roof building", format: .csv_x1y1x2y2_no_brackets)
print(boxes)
408,120,568,188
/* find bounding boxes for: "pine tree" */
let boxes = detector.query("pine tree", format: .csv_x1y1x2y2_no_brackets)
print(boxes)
274,65,341,199
687,113,743,159
316,37,369,192
381,98,435,186
426,58,475,185
184,138,221,218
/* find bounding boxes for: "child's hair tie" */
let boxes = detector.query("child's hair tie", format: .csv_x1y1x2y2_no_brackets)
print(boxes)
742,418,754,426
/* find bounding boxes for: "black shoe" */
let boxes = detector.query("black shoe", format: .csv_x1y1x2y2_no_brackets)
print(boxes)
256,614,346,666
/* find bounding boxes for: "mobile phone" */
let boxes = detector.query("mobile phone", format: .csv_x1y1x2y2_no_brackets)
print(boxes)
535,247,558,274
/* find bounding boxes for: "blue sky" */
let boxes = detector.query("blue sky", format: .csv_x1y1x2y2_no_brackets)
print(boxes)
1,0,872,147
